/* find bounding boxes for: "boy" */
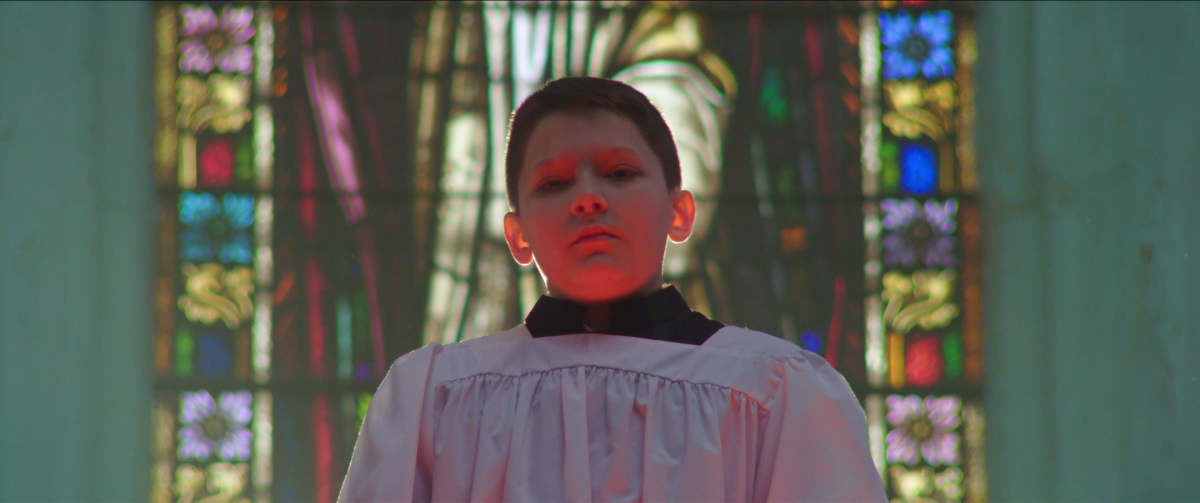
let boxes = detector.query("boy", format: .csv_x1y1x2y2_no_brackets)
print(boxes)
339,78,886,502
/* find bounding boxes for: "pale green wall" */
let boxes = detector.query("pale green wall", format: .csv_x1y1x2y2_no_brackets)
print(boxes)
0,2,153,501
978,2,1200,501
0,2,1197,501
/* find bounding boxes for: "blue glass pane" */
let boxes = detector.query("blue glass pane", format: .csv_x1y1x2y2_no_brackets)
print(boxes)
354,362,373,381
881,10,955,80
181,228,215,262
196,330,232,377
801,331,823,353
180,192,220,225
275,400,302,503
219,232,254,264
223,194,255,229
178,192,254,264
900,144,937,195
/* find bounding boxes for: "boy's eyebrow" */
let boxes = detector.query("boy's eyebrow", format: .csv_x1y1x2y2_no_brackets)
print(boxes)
526,147,646,180
527,153,579,179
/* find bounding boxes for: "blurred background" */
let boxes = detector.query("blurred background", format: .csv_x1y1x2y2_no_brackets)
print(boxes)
0,1,1197,501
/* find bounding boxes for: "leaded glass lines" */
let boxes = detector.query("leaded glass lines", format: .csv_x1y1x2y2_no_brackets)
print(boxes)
861,4,985,501
154,3,276,501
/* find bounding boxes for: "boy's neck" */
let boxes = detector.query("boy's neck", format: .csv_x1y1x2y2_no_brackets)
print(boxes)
553,275,667,333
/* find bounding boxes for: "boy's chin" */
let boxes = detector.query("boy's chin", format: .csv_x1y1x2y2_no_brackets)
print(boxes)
555,263,653,303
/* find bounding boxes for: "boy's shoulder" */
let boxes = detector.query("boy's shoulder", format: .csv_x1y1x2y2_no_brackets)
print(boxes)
703,326,838,374
389,327,527,366
704,325,806,359
448,326,531,351
706,326,855,403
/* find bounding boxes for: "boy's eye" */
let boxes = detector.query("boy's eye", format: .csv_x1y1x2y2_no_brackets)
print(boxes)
607,166,638,180
537,179,567,192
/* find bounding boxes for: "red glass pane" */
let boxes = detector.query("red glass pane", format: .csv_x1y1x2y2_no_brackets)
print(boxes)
905,333,944,387
313,395,333,503
199,136,235,187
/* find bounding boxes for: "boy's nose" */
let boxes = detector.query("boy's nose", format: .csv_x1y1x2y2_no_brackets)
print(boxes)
571,191,607,216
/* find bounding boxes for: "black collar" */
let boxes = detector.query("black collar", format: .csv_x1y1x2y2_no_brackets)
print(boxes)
524,286,724,346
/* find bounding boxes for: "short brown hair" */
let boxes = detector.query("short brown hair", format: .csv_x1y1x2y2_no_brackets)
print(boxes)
505,77,681,212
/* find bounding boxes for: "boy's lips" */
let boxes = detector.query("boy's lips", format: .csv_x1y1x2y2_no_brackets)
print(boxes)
572,225,618,245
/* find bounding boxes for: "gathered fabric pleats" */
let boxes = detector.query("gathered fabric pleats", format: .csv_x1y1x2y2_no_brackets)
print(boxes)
340,326,886,503
425,364,765,502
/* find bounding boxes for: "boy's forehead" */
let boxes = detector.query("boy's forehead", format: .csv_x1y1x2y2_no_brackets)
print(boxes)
523,110,654,171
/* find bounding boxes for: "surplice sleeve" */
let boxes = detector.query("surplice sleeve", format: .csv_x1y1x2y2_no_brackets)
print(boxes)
338,343,441,503
752,349,888,502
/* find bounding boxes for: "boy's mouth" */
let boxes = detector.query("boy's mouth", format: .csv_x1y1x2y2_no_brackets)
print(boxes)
572,225,618,245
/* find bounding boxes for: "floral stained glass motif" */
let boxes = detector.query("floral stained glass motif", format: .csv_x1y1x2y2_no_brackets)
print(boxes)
881,198,957,267
886,394,960,466
179,5,255,75
866,5,982,500
175,463,252,503
179,390,253,461
156,3,274,501
178,263,254,328
882,269,959,334
177,74,253,134
880,79,958,195
890,465,964,503
180,192,254,264
880,11,953,80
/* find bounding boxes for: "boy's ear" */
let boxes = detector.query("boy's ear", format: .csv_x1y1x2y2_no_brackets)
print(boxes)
667,190,696,244
503,212,535,265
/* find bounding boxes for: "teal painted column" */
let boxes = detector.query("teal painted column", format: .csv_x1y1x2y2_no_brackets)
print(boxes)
0,2,152,501
975,3,1056,499
978,2,1200,500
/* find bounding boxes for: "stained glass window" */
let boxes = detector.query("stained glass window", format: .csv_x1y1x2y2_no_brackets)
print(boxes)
152,2,983,501
863,3,985,501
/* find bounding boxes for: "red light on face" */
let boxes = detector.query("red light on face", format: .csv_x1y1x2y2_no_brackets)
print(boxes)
514,110,678,304
572,225,618,247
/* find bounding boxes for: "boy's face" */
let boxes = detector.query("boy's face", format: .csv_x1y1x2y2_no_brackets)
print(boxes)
504,110,695,304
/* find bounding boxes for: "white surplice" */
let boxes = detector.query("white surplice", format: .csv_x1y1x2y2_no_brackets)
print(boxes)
339,325,887,502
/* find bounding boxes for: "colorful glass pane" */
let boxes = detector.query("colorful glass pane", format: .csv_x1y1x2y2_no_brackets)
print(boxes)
198,136,235,187
195,330,233,377
905,333,943,387
885,394,960,466
881,141,901,192
153,3,983,500
899,143,938,195
866,5,983,499
179,192,254,264
880,10,954,80
943,331,964,380
881,198,958,268
178,390,253,461
178,5,255,75
173,326,192,378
